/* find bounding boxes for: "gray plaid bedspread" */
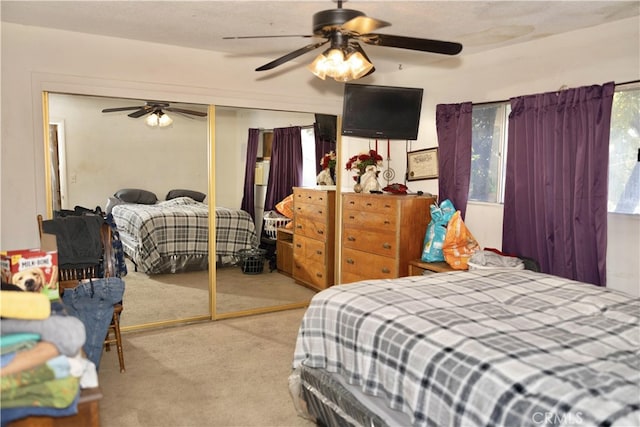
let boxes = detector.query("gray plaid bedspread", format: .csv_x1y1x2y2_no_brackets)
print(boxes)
112,197,257,273
293,270,640,427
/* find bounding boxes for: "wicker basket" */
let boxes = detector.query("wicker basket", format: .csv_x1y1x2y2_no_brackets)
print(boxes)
263,211,291,239
236,248,267,274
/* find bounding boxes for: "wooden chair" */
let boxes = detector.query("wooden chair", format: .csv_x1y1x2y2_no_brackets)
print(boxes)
37,214,125,373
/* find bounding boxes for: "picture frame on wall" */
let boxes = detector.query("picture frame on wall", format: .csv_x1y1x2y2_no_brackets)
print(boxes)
406,148,439,181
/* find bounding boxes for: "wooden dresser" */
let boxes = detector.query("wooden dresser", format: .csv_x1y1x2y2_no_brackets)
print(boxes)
292,187,336,291
341,193,436,284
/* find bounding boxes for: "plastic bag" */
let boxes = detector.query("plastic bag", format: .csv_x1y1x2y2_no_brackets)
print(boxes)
421,199,456,262
442,211,480,270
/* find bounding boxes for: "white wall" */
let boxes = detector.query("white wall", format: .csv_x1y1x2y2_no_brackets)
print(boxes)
2,17,638,295
48,93,208,209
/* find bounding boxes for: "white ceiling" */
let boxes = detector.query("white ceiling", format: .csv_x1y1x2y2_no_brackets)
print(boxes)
2,1,639,72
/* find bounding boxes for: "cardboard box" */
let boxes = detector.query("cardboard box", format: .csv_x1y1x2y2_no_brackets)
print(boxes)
1,233,59,299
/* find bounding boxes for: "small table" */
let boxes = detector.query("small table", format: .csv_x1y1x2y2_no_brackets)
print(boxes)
408,259,458,275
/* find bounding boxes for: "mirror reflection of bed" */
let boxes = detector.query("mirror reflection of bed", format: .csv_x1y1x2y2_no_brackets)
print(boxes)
45,93,319,330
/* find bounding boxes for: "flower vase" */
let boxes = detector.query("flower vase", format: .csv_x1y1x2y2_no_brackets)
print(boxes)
353,176,363,193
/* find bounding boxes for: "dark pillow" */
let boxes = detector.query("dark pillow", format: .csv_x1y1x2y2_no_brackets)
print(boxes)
114,188,158,205
165,189,206,202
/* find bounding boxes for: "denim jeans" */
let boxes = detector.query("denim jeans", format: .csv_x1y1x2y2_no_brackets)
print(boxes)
62,277,125,370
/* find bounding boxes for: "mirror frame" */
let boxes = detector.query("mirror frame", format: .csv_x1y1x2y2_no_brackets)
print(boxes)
42,93,328,331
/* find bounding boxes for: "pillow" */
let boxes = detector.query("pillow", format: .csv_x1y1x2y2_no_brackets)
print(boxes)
114,188,158,205
165,189,206,202
275,194,294,219
105,196,125,215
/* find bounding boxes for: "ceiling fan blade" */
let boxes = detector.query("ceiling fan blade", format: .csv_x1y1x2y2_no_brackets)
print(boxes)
165,107,207,117
128,107,152,118
223,35,312,40
361,33,463,55
341,16,390,35
255,40,329,71
101,106,145,113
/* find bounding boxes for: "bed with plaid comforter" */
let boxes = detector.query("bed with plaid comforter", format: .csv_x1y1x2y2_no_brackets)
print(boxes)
112,197,257,274
291,270,640,427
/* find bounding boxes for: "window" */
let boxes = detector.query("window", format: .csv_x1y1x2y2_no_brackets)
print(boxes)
301,127,318,187
469,103,509,203
608,85,639,214
468,84,639,214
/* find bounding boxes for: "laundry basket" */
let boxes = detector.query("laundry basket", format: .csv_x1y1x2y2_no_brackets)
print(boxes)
263,211,291,240
236,248,267,274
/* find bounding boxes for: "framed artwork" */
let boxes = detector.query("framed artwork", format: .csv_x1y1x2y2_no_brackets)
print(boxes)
406,148,439,181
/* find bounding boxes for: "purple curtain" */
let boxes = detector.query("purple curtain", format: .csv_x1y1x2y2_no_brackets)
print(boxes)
240,128,260,221
436,102,473,218
264,126,303,211
315,122,336,175
503,82,614,286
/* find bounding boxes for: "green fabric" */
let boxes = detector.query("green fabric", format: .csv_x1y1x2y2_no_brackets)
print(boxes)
0,333,40,355
1,362,55,393
1,375,79,408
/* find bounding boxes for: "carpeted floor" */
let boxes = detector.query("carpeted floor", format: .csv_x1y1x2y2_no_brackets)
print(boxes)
121,261,316,327
99,308,316,427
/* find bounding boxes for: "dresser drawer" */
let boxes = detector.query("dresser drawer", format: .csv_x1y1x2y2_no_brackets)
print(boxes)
342,228,397,258
295,202,329,221
343,194,398,213
293,234,327,264
342,209,397,230
293,257,330,289
341,247,398,283
294,188,331,205
293,216,329,241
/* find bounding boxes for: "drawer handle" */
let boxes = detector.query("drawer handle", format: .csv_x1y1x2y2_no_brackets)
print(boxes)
384,204,391,208
349,215,355,220
382,268,390,273
349,201,355,205
347,236,356,241
318,210,323,214
296,224,302,229
366,202,372,207
317,230,324,235
296,243,302,248
384,220,391,224
316,272,323,278
346,258,355,264
382,243,391,249
316,250,323,255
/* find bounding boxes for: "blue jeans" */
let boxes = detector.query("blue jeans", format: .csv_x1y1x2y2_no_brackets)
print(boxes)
62,277,125,370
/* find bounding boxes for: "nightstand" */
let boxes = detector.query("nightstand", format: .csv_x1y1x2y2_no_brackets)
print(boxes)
408,259,458,275
276,227,294,276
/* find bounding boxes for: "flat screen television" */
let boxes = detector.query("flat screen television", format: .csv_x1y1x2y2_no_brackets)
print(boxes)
314,113,337,143
341,83,424,140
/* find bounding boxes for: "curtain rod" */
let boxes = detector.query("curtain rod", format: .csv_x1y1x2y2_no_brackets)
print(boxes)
472,80,640,107
259,124,315,132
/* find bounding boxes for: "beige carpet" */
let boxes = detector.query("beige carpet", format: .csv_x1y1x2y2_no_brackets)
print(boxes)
99,309,316,427
121,261,315,327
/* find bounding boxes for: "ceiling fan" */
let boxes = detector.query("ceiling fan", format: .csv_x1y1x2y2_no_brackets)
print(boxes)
224,0,462,82
101,102,207,119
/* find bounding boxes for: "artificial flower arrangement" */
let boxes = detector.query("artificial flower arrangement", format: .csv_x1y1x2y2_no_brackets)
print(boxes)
320,151,337,171
345,149,384,181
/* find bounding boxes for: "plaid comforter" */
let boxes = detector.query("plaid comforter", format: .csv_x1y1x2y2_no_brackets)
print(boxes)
112,197,257,273
293,270,640,427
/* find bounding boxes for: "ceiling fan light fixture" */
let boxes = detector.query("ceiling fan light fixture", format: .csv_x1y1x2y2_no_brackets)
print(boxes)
145,111,173,128
158,113,173,127
308,47,372,82
345,50,373,80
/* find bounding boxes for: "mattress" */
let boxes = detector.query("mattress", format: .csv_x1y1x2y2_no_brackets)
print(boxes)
291,269,640,427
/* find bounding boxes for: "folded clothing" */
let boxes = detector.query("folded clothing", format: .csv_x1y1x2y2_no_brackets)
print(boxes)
0,290,51,320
